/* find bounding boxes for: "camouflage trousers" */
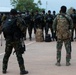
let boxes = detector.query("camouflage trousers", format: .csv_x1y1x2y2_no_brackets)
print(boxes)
2,40,25,72
56,39,71,63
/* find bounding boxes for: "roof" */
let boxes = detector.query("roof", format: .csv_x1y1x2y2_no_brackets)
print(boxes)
0,7,12,12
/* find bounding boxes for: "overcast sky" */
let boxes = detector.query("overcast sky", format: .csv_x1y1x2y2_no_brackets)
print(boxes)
0,0,12,12
34,0,76,13
0,0,76,13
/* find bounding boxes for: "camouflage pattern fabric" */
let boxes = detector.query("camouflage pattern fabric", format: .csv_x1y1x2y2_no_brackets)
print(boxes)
56,14,72,39
2,40,25,71
2,16,26,72
53,13,73,63
56,39,71,62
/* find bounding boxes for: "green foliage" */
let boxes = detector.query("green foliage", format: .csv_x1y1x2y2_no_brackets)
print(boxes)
38,0,42,5
10,0,44,12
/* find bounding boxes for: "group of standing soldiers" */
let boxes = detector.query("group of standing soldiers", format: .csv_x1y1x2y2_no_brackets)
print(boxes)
21,9,76,42
19,10,56,41
0,8,76,41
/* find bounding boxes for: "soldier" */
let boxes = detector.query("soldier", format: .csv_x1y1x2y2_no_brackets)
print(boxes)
1,9,28,74
34,10,43,33
53,6,73,66
24,10,32,40
52,10,57,40
70,9,76,41
41,10,46,33
52,10,56,19
30,11,35,39
45,10,54,40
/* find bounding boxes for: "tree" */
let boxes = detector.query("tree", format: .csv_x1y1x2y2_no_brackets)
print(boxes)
10,0,44,12
37,0,42,8
38,0,42,5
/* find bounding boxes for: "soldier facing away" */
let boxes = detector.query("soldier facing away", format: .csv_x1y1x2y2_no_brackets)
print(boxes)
1,9,28,74
53,6,73,66
70,9,76,41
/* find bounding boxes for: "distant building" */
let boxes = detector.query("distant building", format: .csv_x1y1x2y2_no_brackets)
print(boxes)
0,7,13,14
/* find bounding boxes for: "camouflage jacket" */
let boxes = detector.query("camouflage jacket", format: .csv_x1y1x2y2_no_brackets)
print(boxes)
52,13,73,39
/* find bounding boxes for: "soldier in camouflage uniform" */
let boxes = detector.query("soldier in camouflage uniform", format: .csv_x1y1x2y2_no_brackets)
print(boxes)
53,6,73,66
1,9,28,74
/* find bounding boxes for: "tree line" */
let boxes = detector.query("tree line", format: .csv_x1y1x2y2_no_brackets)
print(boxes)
10,0,44,12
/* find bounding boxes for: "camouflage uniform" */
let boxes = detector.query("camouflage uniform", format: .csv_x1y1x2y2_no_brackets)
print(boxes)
2,10,28,74
53,13,73,65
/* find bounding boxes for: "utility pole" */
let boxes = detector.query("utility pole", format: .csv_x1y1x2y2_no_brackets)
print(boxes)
46,1,48,13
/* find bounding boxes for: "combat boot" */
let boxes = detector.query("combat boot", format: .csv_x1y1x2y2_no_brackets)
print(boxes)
66,56,71,66
55,62,61,66
20,70,28,75
20,65,28,75
66,62,71,66
55,58,61,66
2,64,7,74
2,70,7,74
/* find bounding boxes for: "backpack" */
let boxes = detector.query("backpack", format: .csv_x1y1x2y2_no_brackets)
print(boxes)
2,17,17,37
45,34,51,42
35,28,44,42
56,14,71,39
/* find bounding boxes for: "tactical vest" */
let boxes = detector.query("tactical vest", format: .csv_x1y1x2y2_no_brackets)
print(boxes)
56,14,71,39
